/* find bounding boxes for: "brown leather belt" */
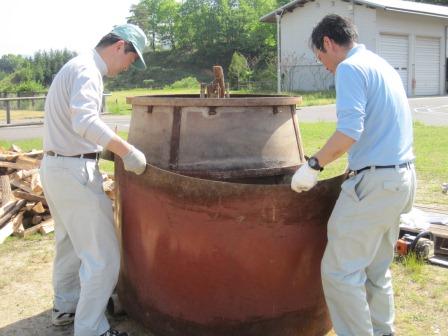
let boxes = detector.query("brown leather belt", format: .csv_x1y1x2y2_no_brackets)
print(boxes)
46,151,100,160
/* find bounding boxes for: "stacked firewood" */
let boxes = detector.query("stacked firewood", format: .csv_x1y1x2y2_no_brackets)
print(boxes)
0,146,51,243
0,146,117,244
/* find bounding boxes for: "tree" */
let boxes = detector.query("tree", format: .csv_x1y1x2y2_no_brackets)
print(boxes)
128,0,180,51
228,51,251,89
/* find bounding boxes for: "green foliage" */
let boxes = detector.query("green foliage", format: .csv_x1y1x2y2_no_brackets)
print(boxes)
15,80,45,93
0,49,75,93
164,76,200,89
104,0,280,89
142,79,155,88
228,52,251,88
128,0,180,51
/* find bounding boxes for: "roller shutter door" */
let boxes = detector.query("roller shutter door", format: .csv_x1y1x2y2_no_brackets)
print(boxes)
415,37,440,96
379,34,409,94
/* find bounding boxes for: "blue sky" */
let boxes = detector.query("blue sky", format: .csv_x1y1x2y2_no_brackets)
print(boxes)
0,0,139,57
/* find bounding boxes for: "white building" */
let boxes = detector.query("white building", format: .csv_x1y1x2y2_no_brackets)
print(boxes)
261,0,448,96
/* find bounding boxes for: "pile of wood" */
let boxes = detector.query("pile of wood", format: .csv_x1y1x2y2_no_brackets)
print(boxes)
0,146,117,244
0,146,51,243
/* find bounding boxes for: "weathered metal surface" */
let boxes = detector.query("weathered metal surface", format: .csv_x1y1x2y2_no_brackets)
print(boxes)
115,160,344,336
116,94,342,335
126,95,304,178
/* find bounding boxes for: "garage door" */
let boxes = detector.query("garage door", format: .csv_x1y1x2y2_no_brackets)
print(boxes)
379,34,409,94
415,37,440,96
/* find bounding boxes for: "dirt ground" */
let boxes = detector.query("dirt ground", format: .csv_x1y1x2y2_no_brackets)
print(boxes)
0,235,153,336
0,234,446,336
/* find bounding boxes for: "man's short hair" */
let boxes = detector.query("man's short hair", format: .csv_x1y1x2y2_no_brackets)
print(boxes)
310,14,358,52
96,33,136,54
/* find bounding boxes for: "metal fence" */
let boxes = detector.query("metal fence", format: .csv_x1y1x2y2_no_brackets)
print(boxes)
0,94,111,126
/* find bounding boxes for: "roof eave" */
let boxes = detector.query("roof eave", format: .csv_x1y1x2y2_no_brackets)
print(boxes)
383,7,448,20
259,0,309,23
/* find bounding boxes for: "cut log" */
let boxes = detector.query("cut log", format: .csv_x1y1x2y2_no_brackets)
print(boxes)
39,219,54,235
12,211,25,234
30,173,43,195
0,199,26,228
1,175,14,205
15,155,40,168
31,214,43,225
19,218,54,238
10,177,33,194
0,150,43,161
11,168,39,180
9,144,22,153
0,200,17,218
0,161,39,170
0,220,14,244
13,190,48,207
32,202,46,214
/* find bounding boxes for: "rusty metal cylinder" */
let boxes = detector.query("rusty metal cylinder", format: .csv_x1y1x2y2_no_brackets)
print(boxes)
116,94,341,336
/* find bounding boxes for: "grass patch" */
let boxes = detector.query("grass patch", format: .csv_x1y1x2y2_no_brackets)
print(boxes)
0,138,43,151
299,121,448,207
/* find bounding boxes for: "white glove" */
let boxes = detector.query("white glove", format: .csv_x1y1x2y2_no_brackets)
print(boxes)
291,163,319,193
122,145,146,175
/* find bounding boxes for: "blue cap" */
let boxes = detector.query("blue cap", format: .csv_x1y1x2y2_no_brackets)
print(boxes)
111,24,147,69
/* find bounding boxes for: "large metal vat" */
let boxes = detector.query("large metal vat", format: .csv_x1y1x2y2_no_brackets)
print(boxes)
115,95,343,336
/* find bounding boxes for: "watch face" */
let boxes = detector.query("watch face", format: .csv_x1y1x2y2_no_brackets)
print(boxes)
308,157,322,171
309,157,317,168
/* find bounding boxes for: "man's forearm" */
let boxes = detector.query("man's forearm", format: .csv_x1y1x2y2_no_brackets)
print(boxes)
313,131,356,167
106,134,132,157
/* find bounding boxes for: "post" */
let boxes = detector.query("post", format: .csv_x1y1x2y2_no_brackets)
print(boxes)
276,11,283,94
6,101,11,124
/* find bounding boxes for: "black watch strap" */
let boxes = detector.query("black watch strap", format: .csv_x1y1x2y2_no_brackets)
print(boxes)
308,156,324,171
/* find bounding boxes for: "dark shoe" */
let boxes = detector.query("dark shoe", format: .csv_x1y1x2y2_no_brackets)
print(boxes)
51,308,75,326
100,328,128,336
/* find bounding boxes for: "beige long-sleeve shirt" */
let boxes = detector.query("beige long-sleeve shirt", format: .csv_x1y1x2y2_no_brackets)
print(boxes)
43,49,115,155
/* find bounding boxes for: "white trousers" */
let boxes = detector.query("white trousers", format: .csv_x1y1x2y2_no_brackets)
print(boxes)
322,166,416,336
40,155,120,336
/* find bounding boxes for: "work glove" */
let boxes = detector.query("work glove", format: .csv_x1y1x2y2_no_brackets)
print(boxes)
122,145,147,175
290,163,319,193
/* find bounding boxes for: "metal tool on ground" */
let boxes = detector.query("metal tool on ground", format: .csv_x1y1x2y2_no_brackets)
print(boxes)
396,231,434,260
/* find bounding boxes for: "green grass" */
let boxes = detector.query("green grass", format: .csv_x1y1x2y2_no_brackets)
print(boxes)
299,121,448,207
105,88,200,115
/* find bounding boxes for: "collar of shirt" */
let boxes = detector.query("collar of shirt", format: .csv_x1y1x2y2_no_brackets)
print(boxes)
92,49,108,76
346,44,366,58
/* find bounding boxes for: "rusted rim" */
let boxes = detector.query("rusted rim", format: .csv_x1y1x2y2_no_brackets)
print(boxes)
126,94,302,107
117,161,345,197
175,165,299,179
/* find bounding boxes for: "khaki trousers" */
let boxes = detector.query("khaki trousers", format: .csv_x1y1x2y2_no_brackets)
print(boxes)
40,155,120,336
321,166,416,336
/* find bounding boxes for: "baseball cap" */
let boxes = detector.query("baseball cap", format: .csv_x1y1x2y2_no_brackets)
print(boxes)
111,24,147,69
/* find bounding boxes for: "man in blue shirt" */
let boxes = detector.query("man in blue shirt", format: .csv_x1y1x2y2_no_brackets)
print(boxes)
291,14,416,336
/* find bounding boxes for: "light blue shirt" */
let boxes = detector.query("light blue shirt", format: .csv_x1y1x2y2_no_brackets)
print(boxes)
335,44,414,170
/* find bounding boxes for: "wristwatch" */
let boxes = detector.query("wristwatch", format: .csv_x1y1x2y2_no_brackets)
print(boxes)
308,156,324,171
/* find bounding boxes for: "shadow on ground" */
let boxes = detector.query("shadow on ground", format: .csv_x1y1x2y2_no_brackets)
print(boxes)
0,309,154,336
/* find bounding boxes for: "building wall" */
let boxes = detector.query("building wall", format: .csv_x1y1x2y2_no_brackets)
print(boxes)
280,0,352,91
376,10,446,95
279,0,447,95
